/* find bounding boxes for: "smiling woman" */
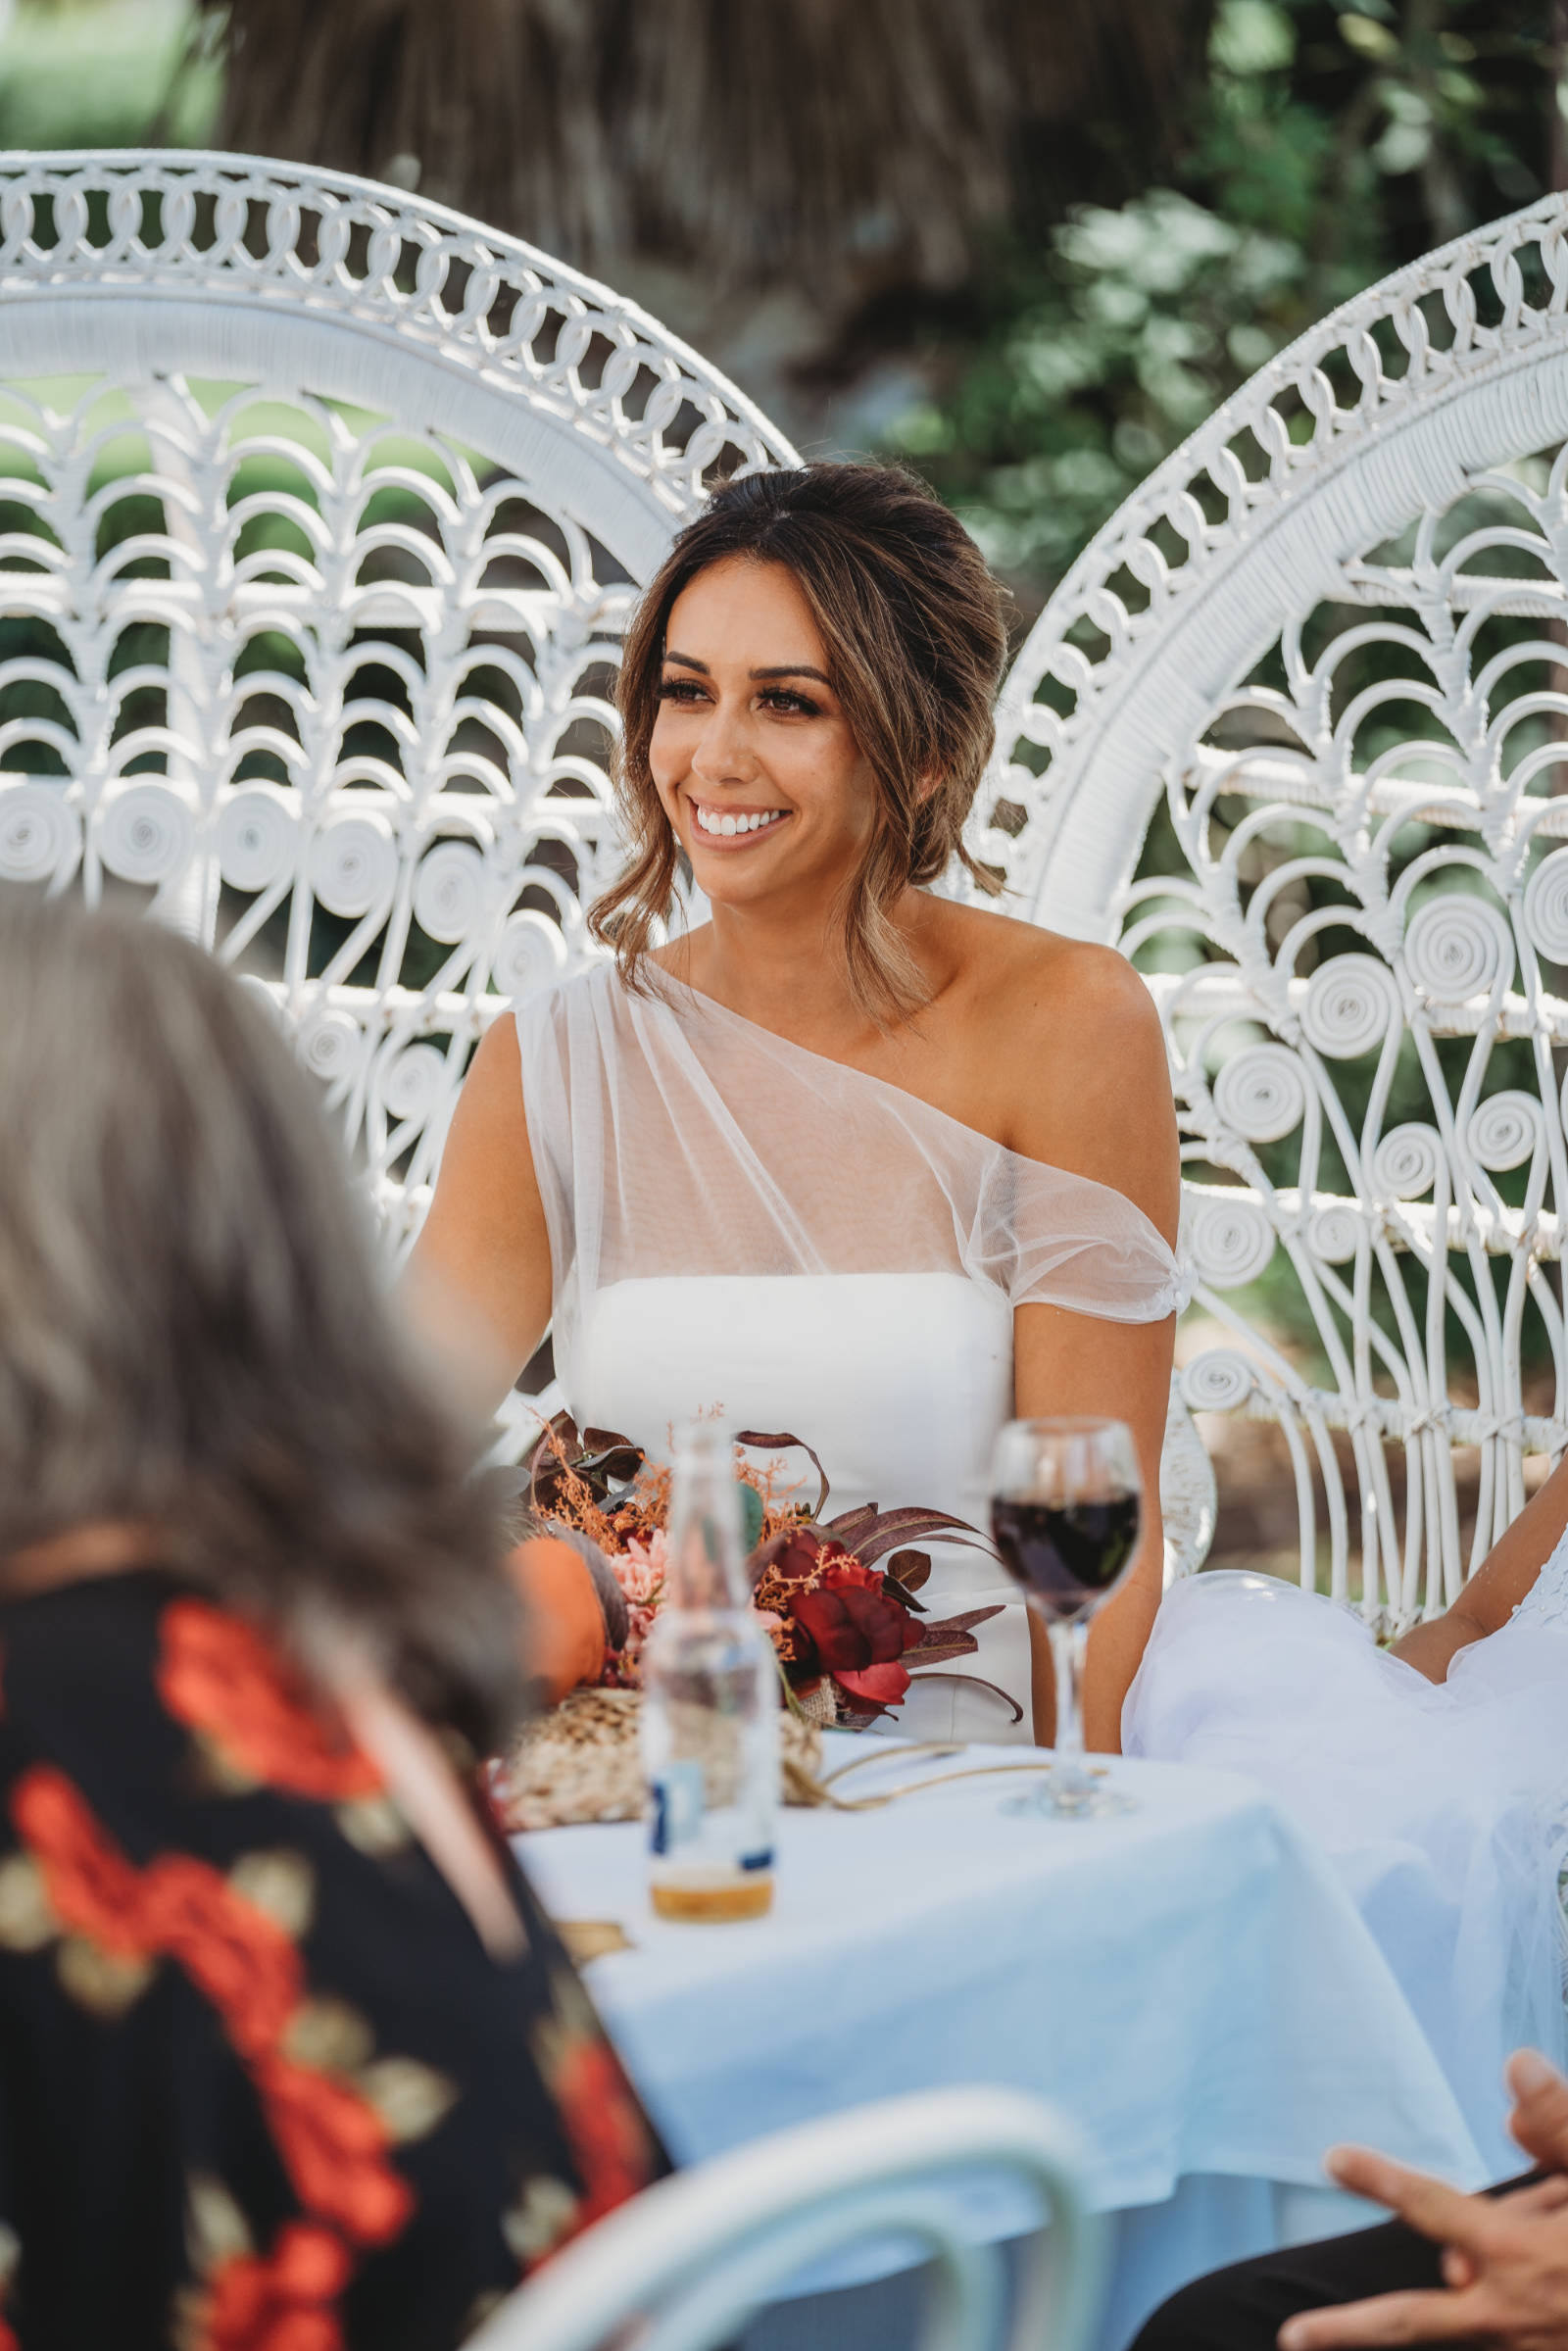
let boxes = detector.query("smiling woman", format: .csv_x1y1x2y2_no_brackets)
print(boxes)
597,465,1005,1024
410,462,1183,1749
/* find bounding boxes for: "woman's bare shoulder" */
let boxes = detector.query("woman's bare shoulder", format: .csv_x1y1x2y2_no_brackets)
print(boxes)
933,901,1163,1056
932,904,1176,1226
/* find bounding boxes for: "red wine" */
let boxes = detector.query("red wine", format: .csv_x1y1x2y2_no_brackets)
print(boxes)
991,1494,1141,1619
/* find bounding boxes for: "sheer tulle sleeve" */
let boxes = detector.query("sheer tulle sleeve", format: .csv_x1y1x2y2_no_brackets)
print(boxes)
967,1149,1186,1322
515,962,1183,1396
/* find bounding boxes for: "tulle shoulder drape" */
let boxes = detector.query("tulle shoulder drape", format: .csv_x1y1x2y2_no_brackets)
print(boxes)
515,962,1183,1399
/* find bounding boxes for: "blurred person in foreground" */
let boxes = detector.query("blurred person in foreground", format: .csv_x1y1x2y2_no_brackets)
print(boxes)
0,893,660,2351
1136,2047,1568,2351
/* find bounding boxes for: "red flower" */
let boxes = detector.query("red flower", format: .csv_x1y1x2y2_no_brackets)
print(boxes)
762,1527,833,1584
257,2055,414,2248
158,1600,382,1802
199,2223,350,2351
827,1659,914,1707
12,1767,148,1955
141,1856,302,2061
816,1555,883,1593
791,1561,919,1688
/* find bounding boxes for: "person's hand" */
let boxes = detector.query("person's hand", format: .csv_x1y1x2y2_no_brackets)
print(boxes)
1508,2050,1568,2176
1275,2155,1568,2350
1276,2056,1568,2351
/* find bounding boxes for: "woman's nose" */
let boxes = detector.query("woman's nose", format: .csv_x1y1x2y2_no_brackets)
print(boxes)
689,697,756,785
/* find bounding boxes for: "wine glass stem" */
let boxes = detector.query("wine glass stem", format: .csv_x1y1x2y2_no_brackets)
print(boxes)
1048,1617,1091,1803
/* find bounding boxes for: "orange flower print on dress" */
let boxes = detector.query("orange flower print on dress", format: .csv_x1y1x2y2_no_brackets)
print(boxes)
526,1970,657,2260
255,2057,413,2248
12,1766,147,1957
157,1600,382,1802
198,2222,350,2351
141,1857,303,2062
10,1765,416,2275
549,2033,658,2229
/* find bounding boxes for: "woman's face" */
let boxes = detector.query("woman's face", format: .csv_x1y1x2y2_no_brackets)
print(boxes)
649,556,878,912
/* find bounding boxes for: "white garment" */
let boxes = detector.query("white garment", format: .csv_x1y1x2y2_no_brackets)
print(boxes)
1123,1550,1568,2174
514,960,1182,1743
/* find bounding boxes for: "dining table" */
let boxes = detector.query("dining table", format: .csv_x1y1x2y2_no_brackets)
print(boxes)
516,1736,1487,2351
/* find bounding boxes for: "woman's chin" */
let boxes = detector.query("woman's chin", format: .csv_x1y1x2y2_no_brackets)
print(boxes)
692,865,786,909
686,838,796,901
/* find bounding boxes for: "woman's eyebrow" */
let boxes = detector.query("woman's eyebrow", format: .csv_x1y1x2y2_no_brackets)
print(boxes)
661,651,834,688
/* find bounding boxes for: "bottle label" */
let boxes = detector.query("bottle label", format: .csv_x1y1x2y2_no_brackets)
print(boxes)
649,1760,705,1856
740,1847,774,1873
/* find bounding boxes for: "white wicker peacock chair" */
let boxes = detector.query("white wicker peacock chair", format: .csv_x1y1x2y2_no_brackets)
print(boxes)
981,187,1568,1633
0,149,794,1454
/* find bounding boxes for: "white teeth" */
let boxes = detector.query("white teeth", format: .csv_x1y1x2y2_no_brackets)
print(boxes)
695,805,786,837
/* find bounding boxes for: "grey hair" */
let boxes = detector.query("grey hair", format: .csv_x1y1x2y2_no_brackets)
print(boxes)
0,891,522,1751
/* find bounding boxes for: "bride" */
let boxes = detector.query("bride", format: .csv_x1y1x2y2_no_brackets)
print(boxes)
410,460,1182,1746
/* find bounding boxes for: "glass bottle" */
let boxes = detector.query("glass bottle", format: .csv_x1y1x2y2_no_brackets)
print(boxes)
640,1421,779,1921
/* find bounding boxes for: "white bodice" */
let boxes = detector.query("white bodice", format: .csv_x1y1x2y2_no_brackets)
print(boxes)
576,1269,1010,1555
573,1269,1034,1742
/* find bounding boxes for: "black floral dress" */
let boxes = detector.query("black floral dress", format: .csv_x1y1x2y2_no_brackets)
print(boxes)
0,1569,661,2351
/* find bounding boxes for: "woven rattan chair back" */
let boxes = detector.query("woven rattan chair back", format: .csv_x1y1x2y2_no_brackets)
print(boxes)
981,191,1568,1623
0,150,791,1318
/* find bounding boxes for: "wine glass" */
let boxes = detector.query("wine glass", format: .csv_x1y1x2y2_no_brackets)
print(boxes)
989,1416,1143,1819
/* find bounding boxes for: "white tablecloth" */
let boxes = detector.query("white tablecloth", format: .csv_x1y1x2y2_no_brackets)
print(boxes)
519,1741,1486,2349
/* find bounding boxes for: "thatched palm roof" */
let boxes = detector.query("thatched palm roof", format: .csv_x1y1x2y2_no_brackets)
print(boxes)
195,0,1212,285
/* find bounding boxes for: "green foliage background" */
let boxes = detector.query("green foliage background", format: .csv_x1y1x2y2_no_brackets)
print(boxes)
887,0,1557,621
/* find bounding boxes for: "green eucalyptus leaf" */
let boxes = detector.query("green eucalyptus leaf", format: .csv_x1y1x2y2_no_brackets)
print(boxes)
737,1479,765,1555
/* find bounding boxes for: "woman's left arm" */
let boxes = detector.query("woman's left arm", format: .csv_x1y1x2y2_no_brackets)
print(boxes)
1391,1449,1568,1683
1004,945,1181,1752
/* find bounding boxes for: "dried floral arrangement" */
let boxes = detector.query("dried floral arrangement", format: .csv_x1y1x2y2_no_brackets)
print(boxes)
524,1415,1013,1730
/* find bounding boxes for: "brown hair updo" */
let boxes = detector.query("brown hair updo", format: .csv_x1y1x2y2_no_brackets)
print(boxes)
590,460,1009,1024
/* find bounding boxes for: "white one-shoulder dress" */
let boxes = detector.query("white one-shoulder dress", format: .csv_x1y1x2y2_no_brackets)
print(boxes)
1123,1553,1568,2172
514,961,1182,1744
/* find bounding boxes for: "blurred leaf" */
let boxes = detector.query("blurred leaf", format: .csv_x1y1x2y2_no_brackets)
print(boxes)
1210,0,1296,76
737,1479,765,1556
1340,14,1400,61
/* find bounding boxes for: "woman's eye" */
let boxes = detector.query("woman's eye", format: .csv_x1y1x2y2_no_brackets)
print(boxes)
760,689,818,716
657,678,707,704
